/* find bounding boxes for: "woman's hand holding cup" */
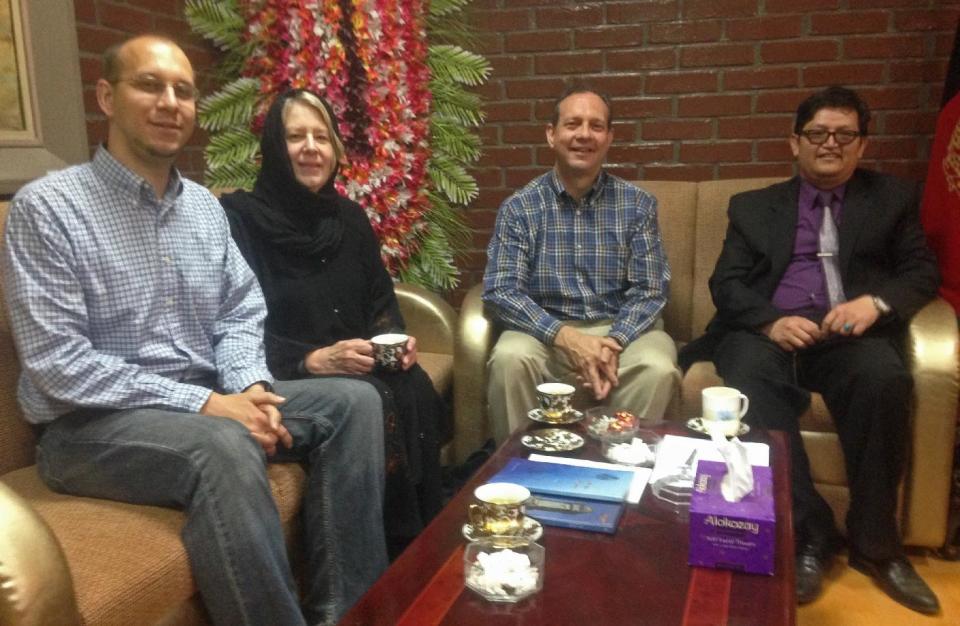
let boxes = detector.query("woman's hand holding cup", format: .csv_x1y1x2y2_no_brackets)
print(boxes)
304,339,375,375
401,335,418,370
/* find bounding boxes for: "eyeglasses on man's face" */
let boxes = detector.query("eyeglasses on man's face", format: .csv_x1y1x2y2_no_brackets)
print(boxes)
798,129,861,146
115,74,199,102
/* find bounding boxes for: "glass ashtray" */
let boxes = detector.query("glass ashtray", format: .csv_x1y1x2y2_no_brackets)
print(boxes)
464,536,545,603
650,472,695,521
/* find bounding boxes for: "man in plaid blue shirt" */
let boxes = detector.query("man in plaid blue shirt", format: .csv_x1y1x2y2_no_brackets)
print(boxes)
2,35,386,626
483,85,679,441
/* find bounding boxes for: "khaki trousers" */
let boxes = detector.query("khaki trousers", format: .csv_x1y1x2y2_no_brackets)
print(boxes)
486,320,680,443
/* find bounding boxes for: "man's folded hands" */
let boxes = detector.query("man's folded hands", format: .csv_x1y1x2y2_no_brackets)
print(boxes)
555,325,622,400
201,386,292,455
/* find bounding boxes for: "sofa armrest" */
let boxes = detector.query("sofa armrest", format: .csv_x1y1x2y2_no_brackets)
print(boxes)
452,283,495,464
394,282,456,357
901,297,959,547
0,481,81,626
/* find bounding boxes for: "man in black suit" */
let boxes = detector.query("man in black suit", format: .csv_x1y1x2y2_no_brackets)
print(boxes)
684,86,940,613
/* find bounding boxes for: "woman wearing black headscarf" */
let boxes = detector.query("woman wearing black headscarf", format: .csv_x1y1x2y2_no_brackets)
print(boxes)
220,89,443,557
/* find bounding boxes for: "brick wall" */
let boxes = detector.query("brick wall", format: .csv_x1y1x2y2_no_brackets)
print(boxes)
73,0,220,181
459,0,960,301
68,2,960,301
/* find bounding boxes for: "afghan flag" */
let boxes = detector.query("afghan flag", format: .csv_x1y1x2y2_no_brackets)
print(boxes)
921,18,960,314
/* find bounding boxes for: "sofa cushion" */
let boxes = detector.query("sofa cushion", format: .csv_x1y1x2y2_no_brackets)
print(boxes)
677,361,723,421
2,463,306,625
0,217,35,475
417,352,453,398
803,431,848,486
689,178,786,339
635,181,698,343
796,394,832,433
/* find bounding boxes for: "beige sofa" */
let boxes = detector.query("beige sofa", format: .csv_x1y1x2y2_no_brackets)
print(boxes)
0,200,457,625
454,178,959,550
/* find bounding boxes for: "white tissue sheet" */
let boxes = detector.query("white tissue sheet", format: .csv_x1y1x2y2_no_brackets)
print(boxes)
710,429,755,502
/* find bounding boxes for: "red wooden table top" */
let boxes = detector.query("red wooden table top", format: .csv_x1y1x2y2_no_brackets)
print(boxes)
340,424,796,626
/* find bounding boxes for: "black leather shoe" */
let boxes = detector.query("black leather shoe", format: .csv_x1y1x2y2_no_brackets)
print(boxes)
848,552,940,615
796,552,827,604
795,542,838,604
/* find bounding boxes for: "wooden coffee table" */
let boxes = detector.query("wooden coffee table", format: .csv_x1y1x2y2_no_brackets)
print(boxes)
340,424,796,626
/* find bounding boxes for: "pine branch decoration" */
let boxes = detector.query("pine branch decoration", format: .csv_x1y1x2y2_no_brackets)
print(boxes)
198,78,259,132
184,0,245,52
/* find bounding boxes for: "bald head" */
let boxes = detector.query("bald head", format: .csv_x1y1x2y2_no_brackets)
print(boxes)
103,35,194,85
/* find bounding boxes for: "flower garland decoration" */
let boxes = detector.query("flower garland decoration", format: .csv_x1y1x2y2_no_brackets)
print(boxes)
186,0,488,289
242,0,432,273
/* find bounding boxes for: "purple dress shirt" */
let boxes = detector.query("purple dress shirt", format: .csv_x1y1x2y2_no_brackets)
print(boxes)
770,180,846,319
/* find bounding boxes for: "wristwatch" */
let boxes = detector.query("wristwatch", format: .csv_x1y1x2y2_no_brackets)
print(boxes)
871,295,892,316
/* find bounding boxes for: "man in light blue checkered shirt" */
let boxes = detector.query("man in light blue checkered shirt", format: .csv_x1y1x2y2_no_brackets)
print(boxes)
2,35,385,626
483,85,680,441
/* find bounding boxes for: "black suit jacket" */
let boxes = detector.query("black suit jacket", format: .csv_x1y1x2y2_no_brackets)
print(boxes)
681,169,939,368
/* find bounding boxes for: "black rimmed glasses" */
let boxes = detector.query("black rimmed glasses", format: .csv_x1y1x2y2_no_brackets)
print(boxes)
116,75,199,102
798,129,861,146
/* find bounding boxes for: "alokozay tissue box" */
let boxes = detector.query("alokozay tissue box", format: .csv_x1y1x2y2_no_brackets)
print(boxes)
688,460,775,576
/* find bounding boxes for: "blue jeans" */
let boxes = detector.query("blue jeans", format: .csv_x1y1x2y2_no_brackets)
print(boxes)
36,378,387,626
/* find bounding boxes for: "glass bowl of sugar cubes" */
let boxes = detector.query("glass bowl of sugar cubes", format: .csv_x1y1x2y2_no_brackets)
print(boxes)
464,536,545,602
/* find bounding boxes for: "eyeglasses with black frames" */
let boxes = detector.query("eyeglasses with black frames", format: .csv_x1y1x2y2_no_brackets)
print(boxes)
115,74,199,102
798,129,861,146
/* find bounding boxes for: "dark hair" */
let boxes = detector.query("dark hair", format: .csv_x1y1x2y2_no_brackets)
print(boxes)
551,82,613,127
103,34,184,83
793,86,871,137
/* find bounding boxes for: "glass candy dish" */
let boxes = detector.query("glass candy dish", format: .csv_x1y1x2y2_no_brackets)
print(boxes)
584,407,641,443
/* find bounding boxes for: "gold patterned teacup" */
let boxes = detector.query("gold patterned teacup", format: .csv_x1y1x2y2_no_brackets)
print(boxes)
371,333,409,372
468,482,530,537
536,382,576,421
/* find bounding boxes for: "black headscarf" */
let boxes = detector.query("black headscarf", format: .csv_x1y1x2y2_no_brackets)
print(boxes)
233,89,345,258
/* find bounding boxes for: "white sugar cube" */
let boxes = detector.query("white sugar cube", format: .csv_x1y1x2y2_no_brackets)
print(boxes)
466,548,540,598
605,438,656,465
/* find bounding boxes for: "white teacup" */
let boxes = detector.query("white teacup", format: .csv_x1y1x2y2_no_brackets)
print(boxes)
702,386,749,437
371,333,409,372
536,382,576,420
